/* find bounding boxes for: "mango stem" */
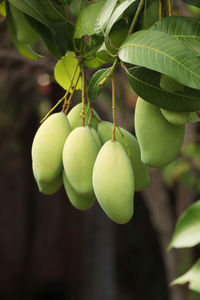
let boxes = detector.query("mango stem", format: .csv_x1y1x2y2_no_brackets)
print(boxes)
111,75,116,141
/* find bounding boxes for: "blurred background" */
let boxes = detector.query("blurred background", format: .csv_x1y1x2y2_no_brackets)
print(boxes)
0,1,200,299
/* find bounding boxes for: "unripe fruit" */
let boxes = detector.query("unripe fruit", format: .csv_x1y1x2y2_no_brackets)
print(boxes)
160,109,190,126
93,140,134,224
62,126,101,195
33,163,63,195
135,97,185,168
90,127,102,149
98,121,150,191
67,103,100,130
32,112,71,182
63,171,95,210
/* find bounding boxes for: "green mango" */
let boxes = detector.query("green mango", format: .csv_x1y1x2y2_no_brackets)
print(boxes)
134,97,185,168
93,140,134,224
9,4,39,44
90,127,102,149
98,121,150,191
160,109,190,126
32,112,71,182
63,171,95,210
62,126,101,195
33,163,63,195
67,103,100,130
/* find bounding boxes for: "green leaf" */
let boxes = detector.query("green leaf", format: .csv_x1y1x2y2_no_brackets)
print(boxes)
8,0,52,28
150,16,200,56
94,0,118,34
105,0,136,36
0,0,6,16
127,67,200,112
69,0,88,17
26,15,73,58
119,30,200,90
183,0,200,8
54,51,81,90
171,260,200,293
169,200,200,249
6,4,42,60
74,1,105,38
139,0,159,29
87,68,111,102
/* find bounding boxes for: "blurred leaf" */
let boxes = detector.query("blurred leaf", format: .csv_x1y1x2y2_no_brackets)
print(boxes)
6,4,42,60
87,68,111,102
127,67,200,112
69,0,88,17
94,0,118,34
163,159,190,187
0,0,6,16
169,200,200,249
183,0,200,8
105,0,136,36
9,4,39,44
74,1,105,38
119,30,200,90
150,16,200,56
188,112,200,123
171,260,200,293
54,51,81,90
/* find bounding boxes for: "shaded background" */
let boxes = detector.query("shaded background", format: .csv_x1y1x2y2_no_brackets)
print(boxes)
0,1,200,300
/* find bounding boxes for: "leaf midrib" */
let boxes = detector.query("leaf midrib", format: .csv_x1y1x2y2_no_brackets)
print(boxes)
120,43,200,80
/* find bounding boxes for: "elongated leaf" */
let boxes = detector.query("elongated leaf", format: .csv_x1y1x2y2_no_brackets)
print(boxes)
87,68,111,102
171,260,200,293
6,4,42,60
139,0,159,29
150,16,200,55
0,0,6,16
8,0,52,28
168,200,200,249
183,0,200,8
127,67,200,112
74,1,105,38
94,0,118,34
105,0,136,36
69,0,88,17
54,51,81,90
119,30,200,90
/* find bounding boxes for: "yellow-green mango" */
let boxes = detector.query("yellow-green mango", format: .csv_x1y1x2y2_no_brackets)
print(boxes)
32,112,71,183
67,103,100,130
32,163,63,195
93,140,134,224
160,109,190,126
98,121,150,191
9,4,39,44
63,171,95,210
90,127,102,149
62,126,100,195
134,97,185,168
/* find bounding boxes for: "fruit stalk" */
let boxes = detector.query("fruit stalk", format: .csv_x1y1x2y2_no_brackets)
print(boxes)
128,0,145,36
80,62,86,126
64,72,81,114
111,75,116,141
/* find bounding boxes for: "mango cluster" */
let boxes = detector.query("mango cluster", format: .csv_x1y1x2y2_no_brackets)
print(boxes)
31,103,150,224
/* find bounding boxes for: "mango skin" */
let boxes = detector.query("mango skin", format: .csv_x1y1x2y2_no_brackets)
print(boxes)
93,140,134,224
98,121,150,191
33,163,63,195
67,103,100,130
160,109,190,126
63,171,95,210
90,127,102,149
135,97,185,168
62,126,101,195
32,112,71,183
